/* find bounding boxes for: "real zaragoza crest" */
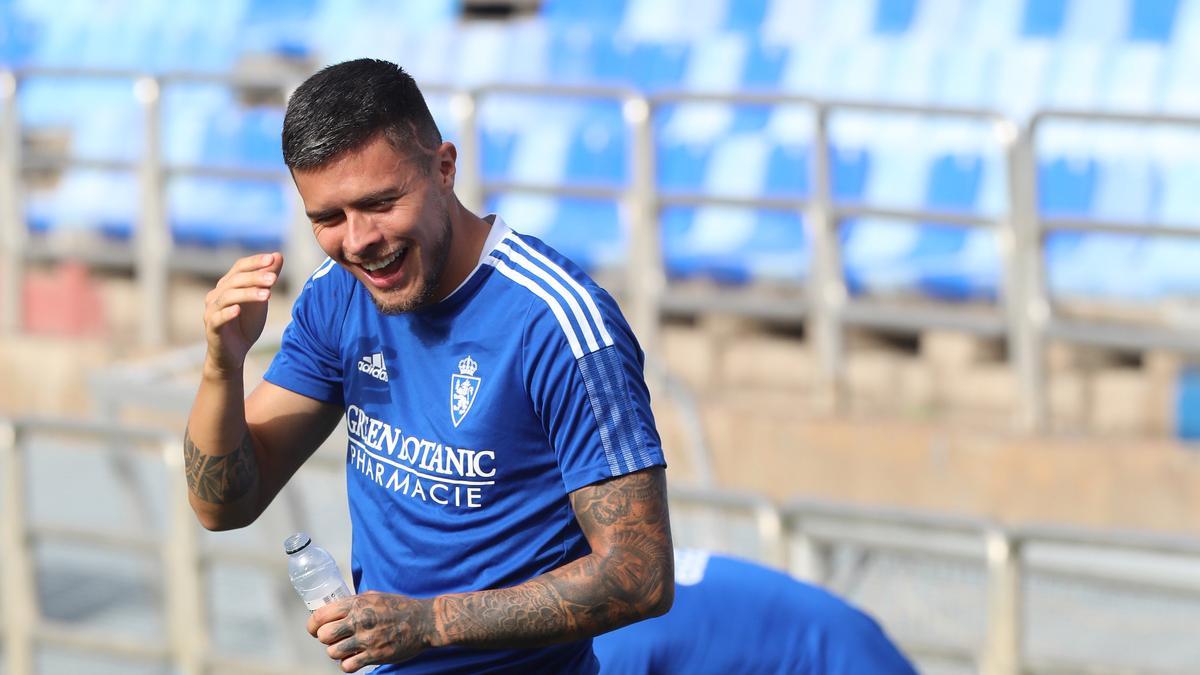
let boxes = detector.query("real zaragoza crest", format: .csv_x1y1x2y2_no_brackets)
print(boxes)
450,355,481,428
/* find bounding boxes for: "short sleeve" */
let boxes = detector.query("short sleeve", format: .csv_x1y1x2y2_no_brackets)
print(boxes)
263,259,346,406
524,286,666,493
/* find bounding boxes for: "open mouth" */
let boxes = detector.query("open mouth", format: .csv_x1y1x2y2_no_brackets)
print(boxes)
358,245,410,285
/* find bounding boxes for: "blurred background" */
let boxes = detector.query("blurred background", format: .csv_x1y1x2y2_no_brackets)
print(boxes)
4,0,1200,673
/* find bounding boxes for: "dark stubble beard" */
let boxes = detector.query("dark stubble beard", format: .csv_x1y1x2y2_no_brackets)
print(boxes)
372,210,454,315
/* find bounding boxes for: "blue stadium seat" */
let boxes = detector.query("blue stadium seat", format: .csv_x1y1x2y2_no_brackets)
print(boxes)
912,155,988,298
830,40,894,101
820,0,878,42
1129,0,1181,42
703,133,774,197
963,0,1024,45
1038,157,1102,298
202,106,286,169
740,41,788,90
654,101,733,191
883,42,939,104
1043,45,1105,108
453,22,551,87
773,40,843,97
163,87,232,166
841,143,936,296
1175,365,1200,441
169,177,289,250
25,170,138,240
930,45,996,108
1099,44,1166,111
481,128,519,181
627,41,690,91
0,2,37,67
1133,238,1200,299
1038,157,1099,216
1020,0,1068,37
485,193,624,271
1093,155,1158,223
660,206,806,283
658,144,862,285
1161,41,1200,112
564,103,626,185
989,43,1053,119
874,0,918,35
723,0,769,32
541,0,628,28
680,32,748,92
764,141,809,196
547,32,690,90
657,138,716,192
1055,0,1123,43
1154,159,1200,225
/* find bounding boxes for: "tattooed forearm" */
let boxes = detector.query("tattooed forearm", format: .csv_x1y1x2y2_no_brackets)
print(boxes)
430,468,672,649
183,426,259,504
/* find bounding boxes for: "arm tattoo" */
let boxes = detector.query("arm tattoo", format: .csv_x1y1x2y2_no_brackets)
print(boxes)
431,468,672,649
183,426,259,504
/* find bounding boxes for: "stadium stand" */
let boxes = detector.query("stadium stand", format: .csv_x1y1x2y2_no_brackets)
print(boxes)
5,0,1200,297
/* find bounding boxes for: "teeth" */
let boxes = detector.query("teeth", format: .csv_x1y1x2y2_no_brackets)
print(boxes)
362,247,406,272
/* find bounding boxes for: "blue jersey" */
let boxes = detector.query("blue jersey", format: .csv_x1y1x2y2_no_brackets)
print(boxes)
264,217,666,674
594,550,918,675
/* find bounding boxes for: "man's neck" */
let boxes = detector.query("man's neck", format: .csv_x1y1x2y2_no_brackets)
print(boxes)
431,199,491,303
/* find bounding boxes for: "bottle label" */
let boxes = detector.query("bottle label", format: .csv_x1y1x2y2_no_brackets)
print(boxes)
304,585,350,612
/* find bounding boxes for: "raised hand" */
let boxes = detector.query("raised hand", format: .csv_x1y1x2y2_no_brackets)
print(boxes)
203,252,284,376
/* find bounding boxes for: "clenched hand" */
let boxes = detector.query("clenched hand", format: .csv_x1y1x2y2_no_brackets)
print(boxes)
309,591,436,673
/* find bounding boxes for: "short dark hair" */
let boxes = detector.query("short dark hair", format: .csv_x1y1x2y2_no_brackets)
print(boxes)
282,59,443,171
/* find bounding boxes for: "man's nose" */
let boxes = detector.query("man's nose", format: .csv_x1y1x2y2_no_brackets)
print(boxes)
344,211,383,256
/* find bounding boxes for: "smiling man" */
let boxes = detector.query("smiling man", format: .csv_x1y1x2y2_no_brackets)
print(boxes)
183,59,673,673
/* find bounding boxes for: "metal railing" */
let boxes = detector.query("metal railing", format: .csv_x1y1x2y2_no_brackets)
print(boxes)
1,70,1198,421
5,416,1199,675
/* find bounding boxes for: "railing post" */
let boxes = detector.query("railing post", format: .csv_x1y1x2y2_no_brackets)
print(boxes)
754,503,786,569
807,105,846,410
1005,123,1048,432
623,95,663,359
0,70,23,336
162,438,205,675
451,90,484,214
135,76,169,348
788,527,830,585
0,421,37,675
983,529,1023,675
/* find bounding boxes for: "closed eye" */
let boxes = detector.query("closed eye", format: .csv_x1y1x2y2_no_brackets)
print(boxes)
363,197,397,212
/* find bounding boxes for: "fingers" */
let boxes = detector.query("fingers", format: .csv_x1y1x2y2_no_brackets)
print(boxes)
317,618,356,645
222,252,282,281
327,636,364,661
308,598,352,637
204,257,282,331
340,651,370,673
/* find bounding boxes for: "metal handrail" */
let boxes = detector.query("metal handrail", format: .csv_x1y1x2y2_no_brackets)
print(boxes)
8,66,1200,431
5,417,1200,675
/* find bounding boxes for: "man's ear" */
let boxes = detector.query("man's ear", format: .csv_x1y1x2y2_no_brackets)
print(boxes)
435,141,457,189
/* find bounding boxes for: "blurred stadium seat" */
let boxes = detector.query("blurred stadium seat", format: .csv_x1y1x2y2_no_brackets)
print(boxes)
7,0,1200,303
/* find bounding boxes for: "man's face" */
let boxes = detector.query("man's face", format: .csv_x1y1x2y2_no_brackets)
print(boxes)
293,133,454,314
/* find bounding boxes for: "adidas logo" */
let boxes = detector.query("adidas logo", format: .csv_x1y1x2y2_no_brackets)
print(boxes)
357,352,389,382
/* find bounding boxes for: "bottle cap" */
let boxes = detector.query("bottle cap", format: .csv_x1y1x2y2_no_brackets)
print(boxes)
284,532,312,555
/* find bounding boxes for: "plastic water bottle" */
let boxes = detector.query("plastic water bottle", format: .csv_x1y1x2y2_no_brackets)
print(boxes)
285,532,351,612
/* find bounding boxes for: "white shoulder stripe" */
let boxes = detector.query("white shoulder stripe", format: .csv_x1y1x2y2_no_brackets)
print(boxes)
495,241,600,353
484,257,584,359
311,257,337,280
506,234,614,347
